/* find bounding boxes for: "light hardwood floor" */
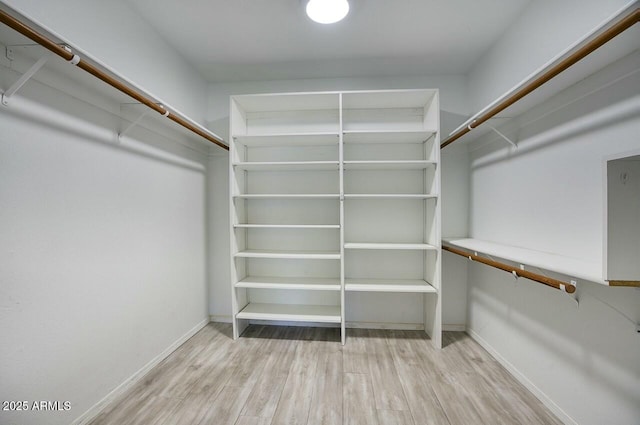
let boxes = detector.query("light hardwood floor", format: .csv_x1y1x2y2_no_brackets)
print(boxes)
89,323,561,425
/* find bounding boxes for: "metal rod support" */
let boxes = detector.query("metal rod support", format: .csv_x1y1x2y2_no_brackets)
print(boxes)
488,125,517,147
118,108,151,140
1,51,50,105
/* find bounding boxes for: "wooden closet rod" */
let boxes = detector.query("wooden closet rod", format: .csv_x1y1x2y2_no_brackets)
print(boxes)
441,7,640,148
0,8,228,151
442,245,576,293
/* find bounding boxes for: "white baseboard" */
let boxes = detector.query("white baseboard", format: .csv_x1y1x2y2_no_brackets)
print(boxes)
346,321,424,330
72,318,210,425
210,317,467,332
210,314,232,323
443,324,466,331
466,327,577,425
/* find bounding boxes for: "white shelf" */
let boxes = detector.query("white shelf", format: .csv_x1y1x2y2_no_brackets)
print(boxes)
343,130,436,144
342,89,437,109
233,132,339,147
344,194,437,200
233,161,339,171
344,242,438,250
444,238,605,284
235,249,341,260
234,194,340,200
343,160,436,170
236,303,341,323
232,92,339,113
345,278,437,293
234,224,340,229
236,276,340,291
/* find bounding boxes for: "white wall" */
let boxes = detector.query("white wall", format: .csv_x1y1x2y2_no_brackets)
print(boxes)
467,0,633,112
206,75,471,329
466,51,640,425
0,48,210,425
2,0,209,123
606,157,640,280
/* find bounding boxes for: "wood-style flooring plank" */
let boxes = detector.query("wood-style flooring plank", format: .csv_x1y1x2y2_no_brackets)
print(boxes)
343,373,378,425
342,328,369,374
240,327,300,419
376,410,415,425
196,384,254,425
307,350,343,425
270,340,319,425
234,416,272,425
366,329,409,411
387,331,448,425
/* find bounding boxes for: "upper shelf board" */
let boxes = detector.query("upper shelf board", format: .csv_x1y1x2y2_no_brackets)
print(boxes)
343,160,436,170
232,92,339,113
234,194,340,200
344,242,438,250
343,130,436,144
233,161,340,171
342,89,437,110
233,132,339,146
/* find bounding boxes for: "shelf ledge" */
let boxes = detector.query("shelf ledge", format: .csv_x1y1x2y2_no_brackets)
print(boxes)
443,238,605,285
343,130,436,144
344,242,437,250
344,194,437,200
236,276,340,291
345,278,437,293
343,160,436,170
235,249,341,260
234,224,340,229
236,303,341,323
233,161,339,171
232,132,339,147
234,194,340,199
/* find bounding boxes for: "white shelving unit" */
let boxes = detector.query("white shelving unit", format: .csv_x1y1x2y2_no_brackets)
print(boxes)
230,89,441,347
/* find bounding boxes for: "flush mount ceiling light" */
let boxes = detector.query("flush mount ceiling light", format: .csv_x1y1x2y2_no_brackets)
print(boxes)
306,0,350,24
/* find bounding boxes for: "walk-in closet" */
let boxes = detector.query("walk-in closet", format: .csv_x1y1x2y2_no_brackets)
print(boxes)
1,1,638,424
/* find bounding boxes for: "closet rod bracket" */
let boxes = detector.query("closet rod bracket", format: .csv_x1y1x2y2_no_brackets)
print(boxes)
488,125,517,148
1,50,50,106
118,108,152,141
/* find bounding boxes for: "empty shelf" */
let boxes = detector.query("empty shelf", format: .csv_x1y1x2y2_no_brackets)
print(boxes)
234,194,340,199
345,242,437,250
444,238,605,284
344,194,437,200
233,132,339,147
234,224,340,229
235,249,341,259
343,130,436,144
345,278,437,293
233,161,339,171
236,276,340,291
236,303,341,323
343,160,436,170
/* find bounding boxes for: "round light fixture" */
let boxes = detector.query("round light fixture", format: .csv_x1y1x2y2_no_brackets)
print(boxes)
306,0,349,24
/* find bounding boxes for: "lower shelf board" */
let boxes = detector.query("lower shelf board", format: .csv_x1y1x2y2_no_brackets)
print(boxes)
345,278,437,293
236,303,342,323
235,276,341,291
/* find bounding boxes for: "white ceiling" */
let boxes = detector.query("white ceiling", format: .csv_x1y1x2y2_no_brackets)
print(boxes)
126,0,531,83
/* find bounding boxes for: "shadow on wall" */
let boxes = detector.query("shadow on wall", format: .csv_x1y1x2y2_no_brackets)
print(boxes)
468,264,640,414
470,57,640,170
1,77,207,174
